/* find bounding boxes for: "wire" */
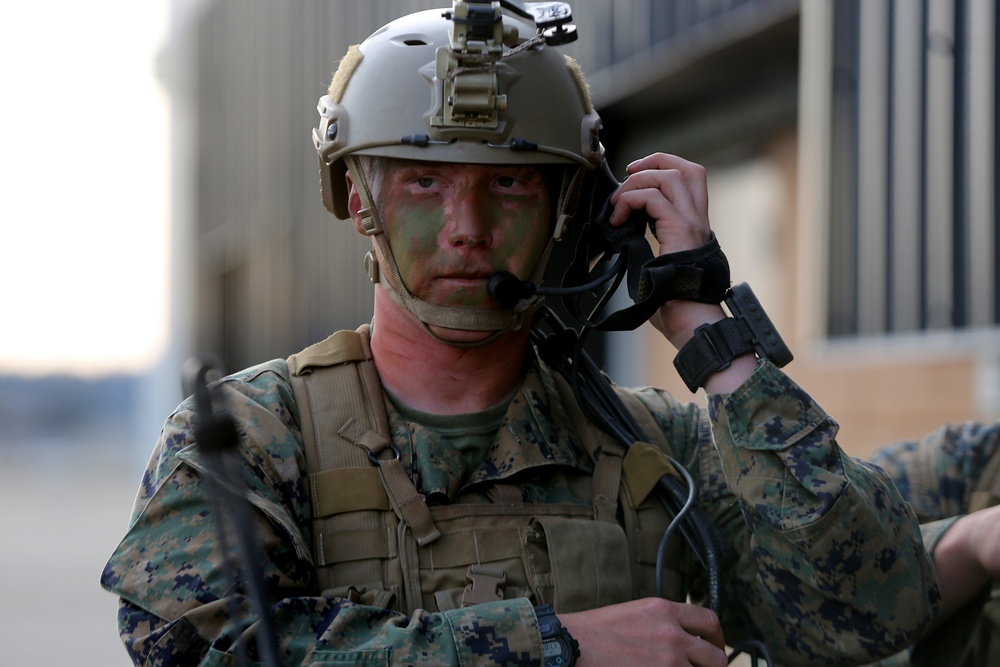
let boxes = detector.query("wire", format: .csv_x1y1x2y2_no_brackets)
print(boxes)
727,640,774,666
532,306,724,605
186,360,283,667
654,463,694,599
532,305,773,664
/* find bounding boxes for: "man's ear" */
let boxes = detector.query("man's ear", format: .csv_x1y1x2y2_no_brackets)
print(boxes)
345,171,367,235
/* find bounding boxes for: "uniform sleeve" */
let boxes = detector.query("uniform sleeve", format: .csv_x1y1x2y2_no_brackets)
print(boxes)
869,420,1000,522
699,361,940,665
99,361,544,666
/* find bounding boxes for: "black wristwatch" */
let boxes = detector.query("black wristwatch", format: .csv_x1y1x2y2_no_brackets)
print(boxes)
534,604,579,666
673,281,793,392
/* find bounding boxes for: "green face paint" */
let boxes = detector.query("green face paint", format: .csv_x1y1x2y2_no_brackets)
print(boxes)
381,161,552,309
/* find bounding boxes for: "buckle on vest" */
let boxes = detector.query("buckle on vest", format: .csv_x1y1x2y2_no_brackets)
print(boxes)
461,564,507,606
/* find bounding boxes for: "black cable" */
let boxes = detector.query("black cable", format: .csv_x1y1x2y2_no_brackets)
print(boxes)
654,462,694,599
531,307,725,609
532,306,775,664
184,358,283,667
728,640,774,666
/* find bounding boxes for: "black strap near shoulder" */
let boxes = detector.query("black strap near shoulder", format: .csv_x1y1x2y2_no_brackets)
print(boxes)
561,232,731,332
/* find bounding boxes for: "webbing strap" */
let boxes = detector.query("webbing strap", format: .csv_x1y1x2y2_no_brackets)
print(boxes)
591,445,625,523
311,467,390,517
339,418,441,545
419,527,523,569
319,526,397,566
288,325,400,587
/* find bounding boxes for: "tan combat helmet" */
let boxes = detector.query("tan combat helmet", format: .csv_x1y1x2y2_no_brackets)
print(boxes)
312,1,605,344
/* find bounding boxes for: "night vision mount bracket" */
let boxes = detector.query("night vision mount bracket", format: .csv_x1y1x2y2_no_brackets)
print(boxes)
434,1,576,129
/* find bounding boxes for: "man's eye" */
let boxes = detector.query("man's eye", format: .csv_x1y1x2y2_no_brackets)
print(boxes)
496,175,517,188
416,176,436,188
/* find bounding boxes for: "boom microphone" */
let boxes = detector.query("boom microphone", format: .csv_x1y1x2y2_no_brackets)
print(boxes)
487,271,537,306
488,256,627,307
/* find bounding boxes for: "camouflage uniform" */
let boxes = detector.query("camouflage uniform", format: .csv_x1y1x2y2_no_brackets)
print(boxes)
101,350,938,666
864,422,1000,667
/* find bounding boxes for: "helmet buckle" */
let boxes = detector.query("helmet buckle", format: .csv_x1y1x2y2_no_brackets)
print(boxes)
364,251,380,285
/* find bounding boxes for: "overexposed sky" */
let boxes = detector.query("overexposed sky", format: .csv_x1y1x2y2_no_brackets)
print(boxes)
0,1,170,377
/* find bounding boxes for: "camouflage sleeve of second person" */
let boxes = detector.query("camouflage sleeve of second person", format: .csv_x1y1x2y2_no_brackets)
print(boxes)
869,420,1000,523
100,360,543,666
869,419,1000,569
633,361,941,666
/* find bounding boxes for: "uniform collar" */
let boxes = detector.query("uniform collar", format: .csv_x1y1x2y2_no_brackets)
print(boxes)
464,356,594,487
387,355,594,500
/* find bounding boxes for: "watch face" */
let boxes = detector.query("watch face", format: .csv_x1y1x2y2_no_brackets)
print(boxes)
543,637,571,666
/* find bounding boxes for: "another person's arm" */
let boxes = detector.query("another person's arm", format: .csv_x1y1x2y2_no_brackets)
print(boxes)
871,421,1000,620
932,504,1000,617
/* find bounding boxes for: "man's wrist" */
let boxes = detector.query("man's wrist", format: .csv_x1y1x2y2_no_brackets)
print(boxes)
672,282,792,392
655,301,727,348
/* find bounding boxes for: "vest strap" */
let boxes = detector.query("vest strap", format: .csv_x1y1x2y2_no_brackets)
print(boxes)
289,325,400,593
338,417,441,546
319,526,397,566
591,442,625,522
311,467,391,517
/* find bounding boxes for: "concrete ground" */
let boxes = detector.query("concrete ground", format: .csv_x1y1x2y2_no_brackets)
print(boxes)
0,442,140,666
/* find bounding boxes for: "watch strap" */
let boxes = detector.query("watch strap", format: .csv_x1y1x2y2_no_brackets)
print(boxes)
673,316,755,392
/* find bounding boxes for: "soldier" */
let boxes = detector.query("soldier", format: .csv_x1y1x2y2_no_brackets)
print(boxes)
101,3,939,666
866,422,1000,667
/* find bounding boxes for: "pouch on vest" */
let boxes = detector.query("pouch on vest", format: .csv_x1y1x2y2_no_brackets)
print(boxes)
522,515,632,612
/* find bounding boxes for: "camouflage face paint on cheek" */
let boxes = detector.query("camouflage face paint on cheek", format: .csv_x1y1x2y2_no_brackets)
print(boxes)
496,203,549,277
388,202,445,292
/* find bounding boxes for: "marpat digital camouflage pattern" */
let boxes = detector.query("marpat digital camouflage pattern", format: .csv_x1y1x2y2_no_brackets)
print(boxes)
102,353,939,666
863,422,1000,667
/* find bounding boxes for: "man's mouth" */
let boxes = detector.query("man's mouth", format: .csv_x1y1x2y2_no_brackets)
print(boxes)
439,269,496,282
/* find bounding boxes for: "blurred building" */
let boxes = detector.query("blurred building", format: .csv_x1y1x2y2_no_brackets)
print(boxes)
164,0,999,456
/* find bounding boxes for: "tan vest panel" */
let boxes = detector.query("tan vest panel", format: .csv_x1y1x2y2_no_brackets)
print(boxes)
287,326,687,615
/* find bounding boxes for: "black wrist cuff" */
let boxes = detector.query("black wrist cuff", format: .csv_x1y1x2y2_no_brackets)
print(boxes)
636,232,731,305
673,317,755,392
672,282,793,392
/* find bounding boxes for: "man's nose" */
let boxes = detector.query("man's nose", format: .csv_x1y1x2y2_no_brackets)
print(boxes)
447,187,493,249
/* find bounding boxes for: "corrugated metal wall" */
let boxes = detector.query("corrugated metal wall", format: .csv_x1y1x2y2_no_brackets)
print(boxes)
827,0,998,337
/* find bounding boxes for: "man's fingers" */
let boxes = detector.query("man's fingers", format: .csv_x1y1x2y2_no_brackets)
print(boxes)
676,604,725,650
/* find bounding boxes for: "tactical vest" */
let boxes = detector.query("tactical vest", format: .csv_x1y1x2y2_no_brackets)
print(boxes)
287,325,689,615
912,437,1000,667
